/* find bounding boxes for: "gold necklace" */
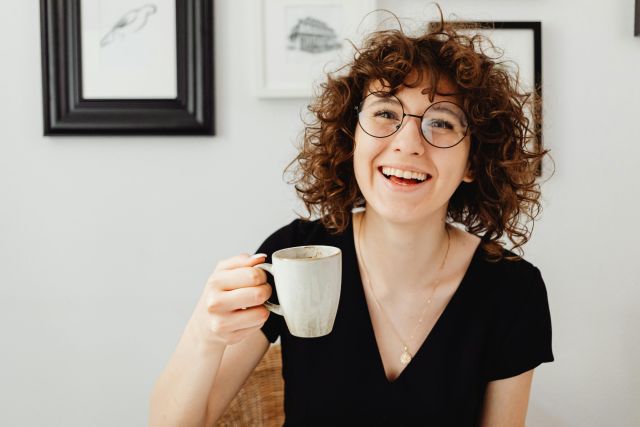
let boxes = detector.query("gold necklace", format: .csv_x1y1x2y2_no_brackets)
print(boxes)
357,213,451,366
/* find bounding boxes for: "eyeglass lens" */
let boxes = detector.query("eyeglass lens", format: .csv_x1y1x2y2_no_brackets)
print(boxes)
357,92,469,148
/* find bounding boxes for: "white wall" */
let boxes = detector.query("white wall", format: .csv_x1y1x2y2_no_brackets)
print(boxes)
0,0,638,426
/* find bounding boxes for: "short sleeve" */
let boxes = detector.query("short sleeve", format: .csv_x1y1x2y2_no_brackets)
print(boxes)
254,221,300,343
485,266,554,381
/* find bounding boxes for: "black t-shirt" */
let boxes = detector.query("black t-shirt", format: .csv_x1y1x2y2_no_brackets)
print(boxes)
256,218,554,426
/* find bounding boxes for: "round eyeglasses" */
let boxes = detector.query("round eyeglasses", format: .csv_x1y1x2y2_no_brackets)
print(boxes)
355,91,470,149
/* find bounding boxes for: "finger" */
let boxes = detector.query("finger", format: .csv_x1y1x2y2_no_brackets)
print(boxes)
215,253,267,271
217,305,270,332
209,267,268,291
208,284,272,312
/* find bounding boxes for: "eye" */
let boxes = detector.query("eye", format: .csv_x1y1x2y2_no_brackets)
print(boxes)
426,119,454,130
373,109,400,120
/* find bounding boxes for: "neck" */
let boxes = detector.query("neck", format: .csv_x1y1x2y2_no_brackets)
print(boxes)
356,207,451,297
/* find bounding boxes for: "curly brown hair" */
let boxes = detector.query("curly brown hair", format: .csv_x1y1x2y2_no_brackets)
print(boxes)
284,8,554,262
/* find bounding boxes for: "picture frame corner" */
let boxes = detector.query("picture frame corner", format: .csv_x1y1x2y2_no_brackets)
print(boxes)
39,0,215,136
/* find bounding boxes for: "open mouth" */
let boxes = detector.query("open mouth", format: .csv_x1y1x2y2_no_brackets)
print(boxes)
379,167,432,185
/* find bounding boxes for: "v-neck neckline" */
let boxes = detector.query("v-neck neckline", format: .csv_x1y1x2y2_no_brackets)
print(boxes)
344,217,483,384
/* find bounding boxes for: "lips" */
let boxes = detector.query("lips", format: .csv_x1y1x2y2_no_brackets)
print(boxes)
379,165,431,177
377,166,432,191
378,166,432,183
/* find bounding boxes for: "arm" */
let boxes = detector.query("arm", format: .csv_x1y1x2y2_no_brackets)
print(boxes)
478,369,534,427
148,319,226,427
203,330,271,425
149,253,273,427
149,318,271,427
149,318,269,427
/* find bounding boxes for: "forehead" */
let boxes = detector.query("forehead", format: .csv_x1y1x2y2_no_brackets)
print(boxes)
365,70,462,104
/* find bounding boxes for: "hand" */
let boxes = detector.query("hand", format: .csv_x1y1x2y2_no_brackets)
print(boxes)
191,253,272,347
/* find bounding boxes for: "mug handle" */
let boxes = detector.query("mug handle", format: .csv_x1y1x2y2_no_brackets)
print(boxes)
254,263,284,316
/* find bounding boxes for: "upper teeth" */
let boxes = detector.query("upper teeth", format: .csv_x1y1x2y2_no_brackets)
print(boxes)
381,167,428,181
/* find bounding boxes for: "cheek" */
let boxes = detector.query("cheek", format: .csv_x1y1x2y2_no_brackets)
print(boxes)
446,138,472,173
352,136,378,187
352,144,368,184
353,134,368,166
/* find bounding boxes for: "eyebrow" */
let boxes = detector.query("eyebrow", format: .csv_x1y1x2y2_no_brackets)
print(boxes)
429,104,467,125
368,96,402,106
430,104,458,114
420,87,462,98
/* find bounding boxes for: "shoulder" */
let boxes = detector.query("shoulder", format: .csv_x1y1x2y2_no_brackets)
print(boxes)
477,247,555,381
454,227,545,295
475,246,550,315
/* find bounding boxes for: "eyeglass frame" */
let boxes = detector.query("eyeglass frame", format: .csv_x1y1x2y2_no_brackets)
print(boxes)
354,91,471,149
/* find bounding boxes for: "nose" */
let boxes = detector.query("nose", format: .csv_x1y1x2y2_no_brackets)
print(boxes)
389,113,425,156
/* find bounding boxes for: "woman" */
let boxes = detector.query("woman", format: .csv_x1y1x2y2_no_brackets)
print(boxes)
150,11,554,427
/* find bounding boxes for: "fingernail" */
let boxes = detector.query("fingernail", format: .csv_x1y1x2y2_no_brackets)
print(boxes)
251,253,267,259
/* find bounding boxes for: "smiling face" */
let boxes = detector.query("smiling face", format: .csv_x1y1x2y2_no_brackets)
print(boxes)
353,74,474,225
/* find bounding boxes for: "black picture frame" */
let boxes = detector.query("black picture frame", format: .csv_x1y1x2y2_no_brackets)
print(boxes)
471,22,542,97
40,0,214,136
636,0,639,36
455,21,542,176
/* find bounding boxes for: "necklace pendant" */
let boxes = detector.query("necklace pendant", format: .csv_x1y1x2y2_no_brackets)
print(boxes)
400,349,412,365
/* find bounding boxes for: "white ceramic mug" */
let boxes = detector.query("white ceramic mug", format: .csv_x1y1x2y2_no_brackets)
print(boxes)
255,245,342,338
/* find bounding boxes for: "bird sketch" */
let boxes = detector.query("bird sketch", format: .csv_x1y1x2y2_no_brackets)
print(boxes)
100,4,158,47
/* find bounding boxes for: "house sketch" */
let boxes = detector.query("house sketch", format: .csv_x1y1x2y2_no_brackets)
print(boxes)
287,17,341,53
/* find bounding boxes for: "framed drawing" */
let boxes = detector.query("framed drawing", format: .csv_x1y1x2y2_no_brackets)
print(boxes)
636,0,639,36
456,22,543,176
256,0,377,98
40,0,214,135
